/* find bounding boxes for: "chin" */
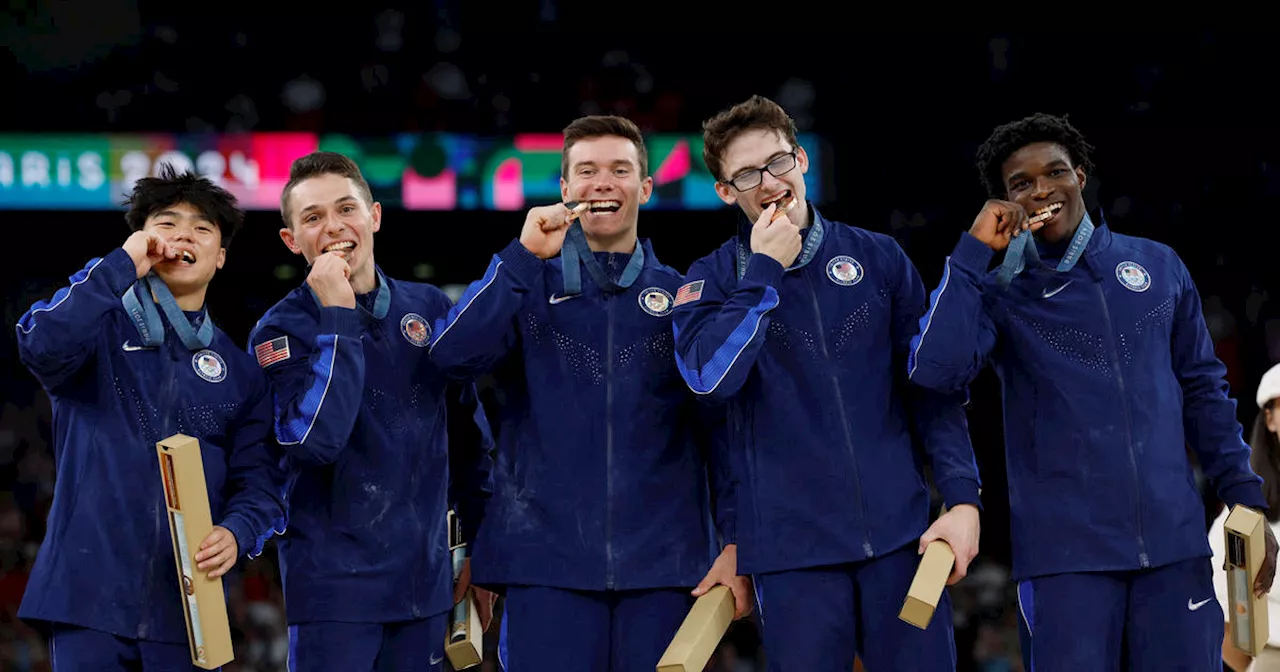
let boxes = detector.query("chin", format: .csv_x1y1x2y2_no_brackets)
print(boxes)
156,267,210,288
584,221,627,238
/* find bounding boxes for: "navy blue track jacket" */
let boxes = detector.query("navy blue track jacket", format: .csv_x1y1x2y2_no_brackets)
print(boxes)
15,248,286,642
907,216,1266,581
248,268,493,625
428,237,731,592
672,205,981,577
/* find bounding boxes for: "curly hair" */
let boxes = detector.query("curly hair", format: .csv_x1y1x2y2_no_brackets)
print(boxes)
975,113,1096,199
701,95,799,183
123,164,244,248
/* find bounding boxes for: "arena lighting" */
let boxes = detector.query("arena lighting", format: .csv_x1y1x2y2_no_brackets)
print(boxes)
0,132,827,211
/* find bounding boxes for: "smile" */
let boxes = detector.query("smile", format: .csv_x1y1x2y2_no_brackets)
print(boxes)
1029,202,1064,224
588,200,622,213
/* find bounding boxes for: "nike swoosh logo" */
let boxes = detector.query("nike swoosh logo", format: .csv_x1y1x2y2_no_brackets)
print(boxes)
1041,281,1072,299
121,341,156,352
1188,597,1213,611
548,293,578,305
429,652,444,665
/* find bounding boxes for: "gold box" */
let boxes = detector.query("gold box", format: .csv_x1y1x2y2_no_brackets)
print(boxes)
445,510,483,670
157,434,234,669
1225,504,1270,656
899,540,955,630
656,585,735,672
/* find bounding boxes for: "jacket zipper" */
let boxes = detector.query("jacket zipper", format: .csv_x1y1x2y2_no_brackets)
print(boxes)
605,290,616,590
1095,281,1149,567
804,272,874,557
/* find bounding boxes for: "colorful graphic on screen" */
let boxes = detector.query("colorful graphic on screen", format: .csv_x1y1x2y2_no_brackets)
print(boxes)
0,133,825,210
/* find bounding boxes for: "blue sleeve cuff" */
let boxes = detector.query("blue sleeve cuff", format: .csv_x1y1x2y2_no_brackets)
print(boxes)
319,306,363,338
218,515,253,561
742,253,785,287
498,237,548,284
951,233,997,275
1220,481,1268,513
938,477,983,512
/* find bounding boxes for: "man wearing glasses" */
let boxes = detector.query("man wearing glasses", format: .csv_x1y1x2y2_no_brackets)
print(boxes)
672,95,982,670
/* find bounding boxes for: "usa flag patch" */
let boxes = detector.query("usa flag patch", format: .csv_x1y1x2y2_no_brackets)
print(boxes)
254,336,291,368
674,280,704,307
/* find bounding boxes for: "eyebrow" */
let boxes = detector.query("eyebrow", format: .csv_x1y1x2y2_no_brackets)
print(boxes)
730,150,791,177
299,195,359,214
150,210,211,224
573,159,636,170
1007,159,1070,182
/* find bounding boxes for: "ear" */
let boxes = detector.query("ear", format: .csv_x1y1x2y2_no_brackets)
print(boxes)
560,176,570,203
370,201,382,233
714,181,737,206
1075,166,1087,190
215,247,227,270
797,145,810,175
280,226,303,255
1268,407,1279,435
638,176,653,205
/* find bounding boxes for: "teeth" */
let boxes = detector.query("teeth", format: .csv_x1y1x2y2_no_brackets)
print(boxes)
180,251,195,263
589,200,622,209
1029,202,1063,223
762,191,792,208
324,241,355,252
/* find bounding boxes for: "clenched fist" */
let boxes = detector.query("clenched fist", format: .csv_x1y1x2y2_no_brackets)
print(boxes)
519,203,575,259
750,203,802,268
307,252,356,309
969,199,1037,252
123,230,177,279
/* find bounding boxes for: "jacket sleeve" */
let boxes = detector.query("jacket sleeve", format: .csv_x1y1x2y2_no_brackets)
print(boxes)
248,307,366,466
672,251,782,402
429,239,541,377
696,401,737,547
891,241,982,510
447,380,495,547
907,232,1001,395
1170,256,1266,511
216,371,289,560
15,248,138,391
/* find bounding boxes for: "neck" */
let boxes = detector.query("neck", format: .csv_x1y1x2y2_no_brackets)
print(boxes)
584,228,638,254
153,286,206,312
795,202,813,229
351,266,378,295
1045,212,1085,244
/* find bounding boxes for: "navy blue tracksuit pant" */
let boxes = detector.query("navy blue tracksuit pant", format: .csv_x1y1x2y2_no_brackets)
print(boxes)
1016,555,1221,671
498,586,690,672
49,624,212,671
752,542,957,671
287,613,449,671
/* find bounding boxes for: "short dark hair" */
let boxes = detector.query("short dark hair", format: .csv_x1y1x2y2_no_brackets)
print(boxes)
123,164,244,248
562,115,649,178
701,95,800,182
975,112,1097,199
280,152,374,227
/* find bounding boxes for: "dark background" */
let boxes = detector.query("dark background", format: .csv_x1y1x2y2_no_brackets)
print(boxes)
2,12,1278,671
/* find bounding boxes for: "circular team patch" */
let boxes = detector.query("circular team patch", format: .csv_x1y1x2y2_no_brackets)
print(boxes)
1115,261,1151,292
826,255,864,286
400,312,431,347
639,287,674,317
192,349,227,383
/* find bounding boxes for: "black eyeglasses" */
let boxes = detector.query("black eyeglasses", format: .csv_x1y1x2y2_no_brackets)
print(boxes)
723,151,798,192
